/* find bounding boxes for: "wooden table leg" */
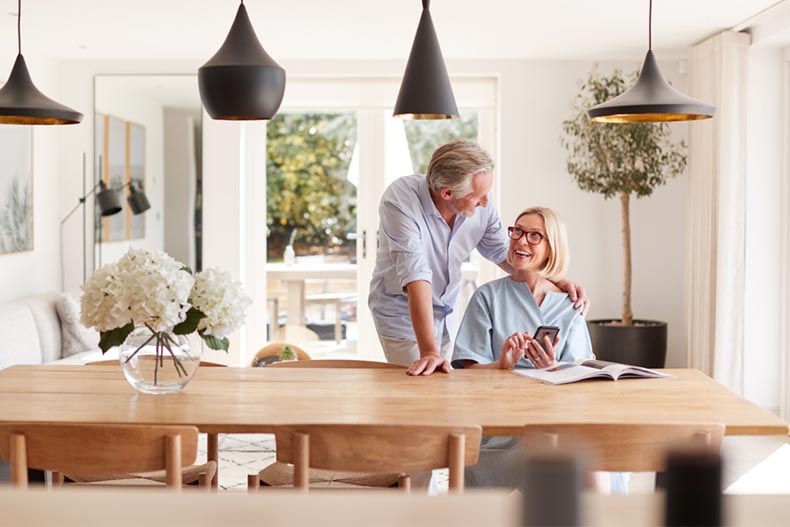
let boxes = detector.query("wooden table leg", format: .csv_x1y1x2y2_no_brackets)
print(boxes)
208,433,219,489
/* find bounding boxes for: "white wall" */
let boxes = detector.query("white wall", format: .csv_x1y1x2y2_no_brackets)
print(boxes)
0,57,68,302
2,57,689,368
487,60,689,368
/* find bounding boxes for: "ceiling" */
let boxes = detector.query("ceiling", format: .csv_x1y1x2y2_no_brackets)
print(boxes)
0,0,783,63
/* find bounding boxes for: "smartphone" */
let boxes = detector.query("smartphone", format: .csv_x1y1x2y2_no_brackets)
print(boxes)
533,326,560,352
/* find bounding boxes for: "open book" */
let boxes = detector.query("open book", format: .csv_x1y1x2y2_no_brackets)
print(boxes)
512,359,671,385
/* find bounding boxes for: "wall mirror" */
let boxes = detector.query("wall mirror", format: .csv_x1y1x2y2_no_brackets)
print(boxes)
93,74,203,271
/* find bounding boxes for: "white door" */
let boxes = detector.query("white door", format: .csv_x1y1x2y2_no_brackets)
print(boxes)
267,77,498,360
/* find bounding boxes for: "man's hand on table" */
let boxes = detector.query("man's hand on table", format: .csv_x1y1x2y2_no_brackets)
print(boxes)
407,353,451,376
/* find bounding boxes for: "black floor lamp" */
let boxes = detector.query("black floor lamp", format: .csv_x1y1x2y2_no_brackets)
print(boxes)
60,153,150,288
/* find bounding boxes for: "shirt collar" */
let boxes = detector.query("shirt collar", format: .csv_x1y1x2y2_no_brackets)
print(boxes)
418,176,443,218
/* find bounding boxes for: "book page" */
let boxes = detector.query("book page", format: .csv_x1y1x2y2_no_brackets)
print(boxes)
512,363,613,384
578,359,631,376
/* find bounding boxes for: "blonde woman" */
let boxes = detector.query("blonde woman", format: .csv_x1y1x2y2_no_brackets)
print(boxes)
452,207,626,493
452,206,591,371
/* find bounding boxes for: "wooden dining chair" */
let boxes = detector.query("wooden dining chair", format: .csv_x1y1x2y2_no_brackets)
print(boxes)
83,359,223,487
251,342,312,367
267,359,405,369
522,422,725,480
0,423,208,489
257,358,406,488
250,424,481,493
85,358,227,367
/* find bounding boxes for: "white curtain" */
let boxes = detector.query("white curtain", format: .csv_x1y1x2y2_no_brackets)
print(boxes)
685,31,751,393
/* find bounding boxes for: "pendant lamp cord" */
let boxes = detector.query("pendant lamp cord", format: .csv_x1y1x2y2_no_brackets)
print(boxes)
17,0,21,55
648,0,652,50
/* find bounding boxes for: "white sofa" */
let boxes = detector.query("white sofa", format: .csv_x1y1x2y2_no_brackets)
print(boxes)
0,291,107,482
0,292,105,370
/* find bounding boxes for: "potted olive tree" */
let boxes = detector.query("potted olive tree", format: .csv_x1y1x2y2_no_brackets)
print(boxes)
561,68,687,367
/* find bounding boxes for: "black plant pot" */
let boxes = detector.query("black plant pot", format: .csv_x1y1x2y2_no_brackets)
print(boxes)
586,320,667,368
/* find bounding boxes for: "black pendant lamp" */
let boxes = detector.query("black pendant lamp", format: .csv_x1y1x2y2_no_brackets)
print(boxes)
393,0,458,120
587,0,715,123
198,0,285,120
0,0,82,125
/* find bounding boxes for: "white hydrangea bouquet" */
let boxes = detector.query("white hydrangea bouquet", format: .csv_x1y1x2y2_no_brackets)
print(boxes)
81,248,252,357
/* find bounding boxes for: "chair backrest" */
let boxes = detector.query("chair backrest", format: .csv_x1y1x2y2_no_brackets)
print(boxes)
0,423,199,488
274,424,482,492
86,359,227,367
267,359,405,369
523,423,725,472
251,342,312,366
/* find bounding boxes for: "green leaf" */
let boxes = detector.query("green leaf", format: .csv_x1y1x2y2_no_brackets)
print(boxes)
173,308,206,335
181,265,193,275
99,322,135,354
279,345,296,360
200,333,229,352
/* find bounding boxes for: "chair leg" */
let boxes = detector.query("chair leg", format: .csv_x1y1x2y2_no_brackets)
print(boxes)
398,474,411,494
51,471,64,488
448,433,465,493
199,471,212,490
208,433,219,489
294,432,310,492
165,434,183,489
247,473,260,492
10,433,28,488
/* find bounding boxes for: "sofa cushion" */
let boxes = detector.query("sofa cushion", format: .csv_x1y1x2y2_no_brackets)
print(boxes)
0,303,42,369
19,292,63,363
56,292,99,358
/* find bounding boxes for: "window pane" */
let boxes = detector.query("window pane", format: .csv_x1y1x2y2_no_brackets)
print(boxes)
266,112,358,262
402,113,479,174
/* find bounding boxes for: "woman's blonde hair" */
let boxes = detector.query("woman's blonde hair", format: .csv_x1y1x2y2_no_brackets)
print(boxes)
514,207,569,280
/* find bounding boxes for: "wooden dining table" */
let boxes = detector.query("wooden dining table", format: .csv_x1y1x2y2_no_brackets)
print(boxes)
0,365,787,488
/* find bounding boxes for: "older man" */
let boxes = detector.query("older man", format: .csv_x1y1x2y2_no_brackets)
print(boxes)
368,140,588,376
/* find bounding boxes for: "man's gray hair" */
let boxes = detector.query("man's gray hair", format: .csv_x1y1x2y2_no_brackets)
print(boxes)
426,139,495,196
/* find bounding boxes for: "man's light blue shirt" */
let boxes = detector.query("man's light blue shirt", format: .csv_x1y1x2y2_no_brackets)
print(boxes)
368,174,509,343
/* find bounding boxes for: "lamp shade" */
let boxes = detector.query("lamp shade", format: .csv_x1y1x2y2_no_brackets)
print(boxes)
393,0,458,120
96,183,122,217
198,2,285,120
587,53,715,124
127,185,151,215
0,54,82,125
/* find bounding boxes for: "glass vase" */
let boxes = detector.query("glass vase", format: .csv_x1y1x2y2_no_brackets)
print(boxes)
118,326,202,395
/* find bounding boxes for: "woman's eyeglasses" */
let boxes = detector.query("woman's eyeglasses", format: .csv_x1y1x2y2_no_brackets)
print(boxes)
507,227,546,245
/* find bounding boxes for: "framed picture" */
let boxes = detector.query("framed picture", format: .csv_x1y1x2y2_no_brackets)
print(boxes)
127,122,146,239
103,115,126,242
0,126,33,255
96,115,147,242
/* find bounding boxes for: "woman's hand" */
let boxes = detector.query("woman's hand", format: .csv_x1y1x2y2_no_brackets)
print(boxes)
525,333,559,369
497,332,528,369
